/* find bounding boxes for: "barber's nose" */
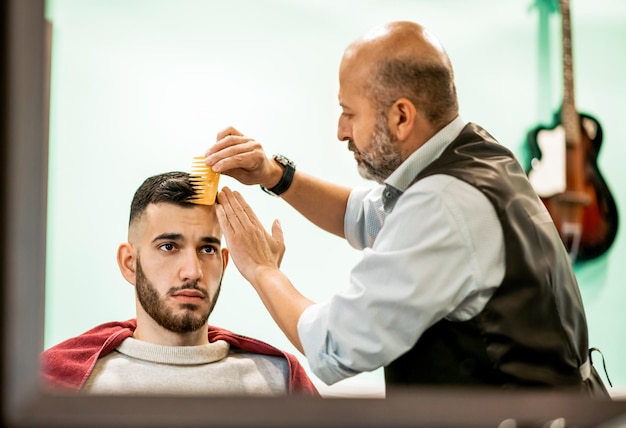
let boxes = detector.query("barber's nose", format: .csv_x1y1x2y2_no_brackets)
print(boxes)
337,116,351,142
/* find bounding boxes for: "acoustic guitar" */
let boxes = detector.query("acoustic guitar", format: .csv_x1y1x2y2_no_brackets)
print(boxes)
526,0,618,263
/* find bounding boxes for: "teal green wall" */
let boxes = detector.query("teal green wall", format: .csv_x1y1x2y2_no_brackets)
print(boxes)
44,0,626,396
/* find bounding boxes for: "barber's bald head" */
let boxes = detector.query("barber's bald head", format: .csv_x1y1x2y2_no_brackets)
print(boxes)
341,21,458,130
346,21,450,64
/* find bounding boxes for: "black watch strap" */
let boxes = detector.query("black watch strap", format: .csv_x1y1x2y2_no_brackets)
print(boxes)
261,155,296,196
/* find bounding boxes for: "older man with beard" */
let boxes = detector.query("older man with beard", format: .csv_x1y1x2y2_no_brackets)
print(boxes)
41,171,318,396
206,20,608,396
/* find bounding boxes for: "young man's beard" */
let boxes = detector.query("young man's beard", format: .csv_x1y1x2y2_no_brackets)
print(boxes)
353,112,404,184
135,256,221,334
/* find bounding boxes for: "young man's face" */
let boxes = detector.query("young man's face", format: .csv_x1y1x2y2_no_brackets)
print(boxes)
127,202,228,335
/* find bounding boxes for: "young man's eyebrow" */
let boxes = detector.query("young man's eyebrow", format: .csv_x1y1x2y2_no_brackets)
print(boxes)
151,233,221,246
152,233,183,243
200,236,221,246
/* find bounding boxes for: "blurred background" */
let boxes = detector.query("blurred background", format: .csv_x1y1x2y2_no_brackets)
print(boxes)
44,0,626,397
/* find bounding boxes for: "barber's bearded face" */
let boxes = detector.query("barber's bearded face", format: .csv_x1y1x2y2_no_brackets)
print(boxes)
350,112,403,184
135,256,219,333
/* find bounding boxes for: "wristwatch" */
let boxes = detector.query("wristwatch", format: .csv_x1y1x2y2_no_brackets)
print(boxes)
260,154,296,196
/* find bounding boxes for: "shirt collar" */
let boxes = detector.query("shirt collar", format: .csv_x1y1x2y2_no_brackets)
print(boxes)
385,115,467,192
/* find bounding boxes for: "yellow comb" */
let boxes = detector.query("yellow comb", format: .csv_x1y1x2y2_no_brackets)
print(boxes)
189,155,220,205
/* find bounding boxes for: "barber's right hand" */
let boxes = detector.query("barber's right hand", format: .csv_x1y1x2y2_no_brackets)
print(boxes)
205,126,283,188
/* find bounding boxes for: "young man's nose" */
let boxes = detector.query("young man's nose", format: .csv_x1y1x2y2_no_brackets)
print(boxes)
179,252,203,281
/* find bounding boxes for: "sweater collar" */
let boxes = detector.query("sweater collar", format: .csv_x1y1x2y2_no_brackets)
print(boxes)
116,337,230,365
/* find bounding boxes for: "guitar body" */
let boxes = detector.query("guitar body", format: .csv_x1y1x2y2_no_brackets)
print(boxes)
527,112,619,262
526,0,618,263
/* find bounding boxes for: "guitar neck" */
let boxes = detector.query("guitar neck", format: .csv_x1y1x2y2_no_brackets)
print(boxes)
560,0,581,147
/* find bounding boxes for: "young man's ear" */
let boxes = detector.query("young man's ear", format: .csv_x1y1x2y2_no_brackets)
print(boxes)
221,248,229,273
117,242,137,286
388,97,417,141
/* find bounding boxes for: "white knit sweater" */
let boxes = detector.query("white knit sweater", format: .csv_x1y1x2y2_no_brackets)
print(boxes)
82,337,289,395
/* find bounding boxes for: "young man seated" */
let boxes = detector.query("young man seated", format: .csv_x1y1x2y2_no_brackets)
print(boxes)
41,171,318,396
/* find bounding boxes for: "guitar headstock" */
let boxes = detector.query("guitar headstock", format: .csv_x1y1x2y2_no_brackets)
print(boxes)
528,0,559,14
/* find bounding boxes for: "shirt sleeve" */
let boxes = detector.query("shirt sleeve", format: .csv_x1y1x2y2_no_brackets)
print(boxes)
297,175,504,385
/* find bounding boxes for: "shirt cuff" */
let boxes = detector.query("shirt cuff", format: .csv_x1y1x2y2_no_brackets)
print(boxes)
297,303,360,385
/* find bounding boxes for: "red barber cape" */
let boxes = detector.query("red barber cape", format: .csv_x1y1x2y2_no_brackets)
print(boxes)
41,319,319,396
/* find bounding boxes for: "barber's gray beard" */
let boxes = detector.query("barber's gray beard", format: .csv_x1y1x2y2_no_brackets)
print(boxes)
353,117,403,184
135,257,217,334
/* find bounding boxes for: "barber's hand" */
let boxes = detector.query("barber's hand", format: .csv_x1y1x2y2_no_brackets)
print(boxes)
205,126,282,188
216,187,285,283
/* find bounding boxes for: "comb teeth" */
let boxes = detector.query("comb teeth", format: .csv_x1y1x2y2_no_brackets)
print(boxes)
189,155,220,205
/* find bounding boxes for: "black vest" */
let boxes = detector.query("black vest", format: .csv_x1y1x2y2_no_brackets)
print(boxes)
384,123,607,396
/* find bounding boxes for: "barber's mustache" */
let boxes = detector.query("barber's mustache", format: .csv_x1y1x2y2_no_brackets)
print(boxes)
348,140,358,154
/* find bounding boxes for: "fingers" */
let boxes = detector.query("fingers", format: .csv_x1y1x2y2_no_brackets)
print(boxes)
208,134,251,156
216,187,285,280
205,129,267,177
216,126,243,141
217,187,260,229
271,219,283,245
215,204,231,236
215,188,238,233
272,219,285,267
209,126,254,158
216,187,246,233
205,126,246,162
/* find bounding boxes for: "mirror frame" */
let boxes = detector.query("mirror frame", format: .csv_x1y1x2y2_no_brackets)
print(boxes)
2,1,626,426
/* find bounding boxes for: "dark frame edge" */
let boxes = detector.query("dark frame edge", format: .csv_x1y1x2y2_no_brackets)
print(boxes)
2,1,626,427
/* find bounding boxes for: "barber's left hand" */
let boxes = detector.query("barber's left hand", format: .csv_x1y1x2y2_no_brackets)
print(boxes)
216,187,285,283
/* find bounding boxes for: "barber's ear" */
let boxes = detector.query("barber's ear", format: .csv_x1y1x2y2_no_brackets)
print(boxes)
388,98,417,141
117,242,137,286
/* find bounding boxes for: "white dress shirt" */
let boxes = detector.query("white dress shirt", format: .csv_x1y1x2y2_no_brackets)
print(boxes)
297,116,506,385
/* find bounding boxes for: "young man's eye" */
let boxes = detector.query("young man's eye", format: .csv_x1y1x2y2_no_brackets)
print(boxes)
201,245,218,255
158,243,176,252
